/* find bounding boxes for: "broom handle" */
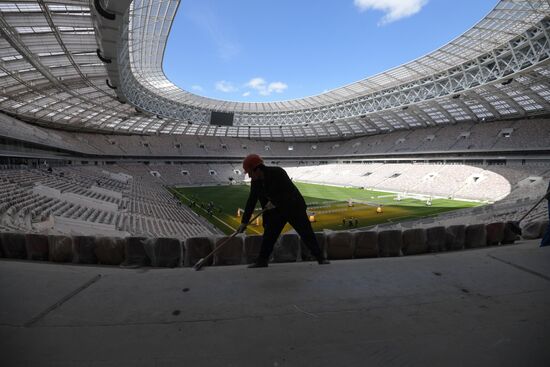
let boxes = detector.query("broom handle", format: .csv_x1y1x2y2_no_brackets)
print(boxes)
517,189,550,223
201,208,267,262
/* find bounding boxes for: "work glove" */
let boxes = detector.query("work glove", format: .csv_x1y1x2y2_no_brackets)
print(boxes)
237,223,247,234
265,201,276,210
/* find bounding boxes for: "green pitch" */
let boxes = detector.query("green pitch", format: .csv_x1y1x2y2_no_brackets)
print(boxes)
170,182,481,235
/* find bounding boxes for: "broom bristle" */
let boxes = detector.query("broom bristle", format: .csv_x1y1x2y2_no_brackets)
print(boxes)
193,258,205,271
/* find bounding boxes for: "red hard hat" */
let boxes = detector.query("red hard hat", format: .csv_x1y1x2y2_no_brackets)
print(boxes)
243,154,263,174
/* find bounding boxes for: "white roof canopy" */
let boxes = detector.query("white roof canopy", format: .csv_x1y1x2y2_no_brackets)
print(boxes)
0,0,548,139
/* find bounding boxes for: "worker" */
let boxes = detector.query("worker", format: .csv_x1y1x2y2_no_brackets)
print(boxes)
541,180,550,247
238,154,330,268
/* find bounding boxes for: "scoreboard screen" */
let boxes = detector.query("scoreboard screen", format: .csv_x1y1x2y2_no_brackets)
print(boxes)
210,111,234,126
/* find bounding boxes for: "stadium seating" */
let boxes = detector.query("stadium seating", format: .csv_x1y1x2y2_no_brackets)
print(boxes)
0,166,213,240
1,112,550,158
0,112,548,265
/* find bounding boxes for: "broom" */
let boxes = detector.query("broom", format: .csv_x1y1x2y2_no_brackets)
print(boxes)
508,188,550,236
193,206,271,271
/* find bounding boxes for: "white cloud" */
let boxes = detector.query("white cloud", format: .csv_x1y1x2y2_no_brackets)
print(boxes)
354,0,428,24
191,85,203,91
246,78,266,90
245,77,288,96
268,82,288,94
242,91,251,97
215,80,237,93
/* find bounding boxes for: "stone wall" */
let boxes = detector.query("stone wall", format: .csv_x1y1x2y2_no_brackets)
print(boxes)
1,219,546,268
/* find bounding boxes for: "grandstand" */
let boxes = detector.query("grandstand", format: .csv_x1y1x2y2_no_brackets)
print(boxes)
0,0,547,240
0,1,549,365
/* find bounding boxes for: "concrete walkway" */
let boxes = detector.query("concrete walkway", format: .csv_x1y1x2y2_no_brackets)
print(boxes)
1,240,549,367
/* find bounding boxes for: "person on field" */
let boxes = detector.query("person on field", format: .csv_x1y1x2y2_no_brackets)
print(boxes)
238,154,330,268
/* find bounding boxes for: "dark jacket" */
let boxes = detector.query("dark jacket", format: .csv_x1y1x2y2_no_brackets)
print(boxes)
241,166,306,224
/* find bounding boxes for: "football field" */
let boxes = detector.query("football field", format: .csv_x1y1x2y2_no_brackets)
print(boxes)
170,182,481,235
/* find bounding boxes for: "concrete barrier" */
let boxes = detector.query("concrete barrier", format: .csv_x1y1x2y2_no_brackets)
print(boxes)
521,221,542,240
465,224,487,248
142,238,181,267
502,221,519,245
25,234,49,261
95,237,125,265
402,228,428,255
213,236,243,266
152,238,182,268
539,220,549,238
1,232,27,259
426,226,446,252
244,235,263,264
378,230,402,257
300,232,327,261
353,230,378,258
48,235,73,262
273,233,300,263
125,237,150,266
185,237,213,267
521,221,542,239
73,236,98,264
445,225,465,251
486,222,505,246
326,231,354,260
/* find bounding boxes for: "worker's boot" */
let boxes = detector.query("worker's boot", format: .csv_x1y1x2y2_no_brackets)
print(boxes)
317,257,330,265
247,259,268,268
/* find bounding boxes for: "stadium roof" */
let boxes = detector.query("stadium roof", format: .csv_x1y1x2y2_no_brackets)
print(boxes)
0,0,549,139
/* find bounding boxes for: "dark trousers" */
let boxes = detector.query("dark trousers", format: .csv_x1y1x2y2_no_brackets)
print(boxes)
258,209,323,261
541,201,550,247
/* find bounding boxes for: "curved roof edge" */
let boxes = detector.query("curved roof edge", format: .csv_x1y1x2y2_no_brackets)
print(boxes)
111,0,550,113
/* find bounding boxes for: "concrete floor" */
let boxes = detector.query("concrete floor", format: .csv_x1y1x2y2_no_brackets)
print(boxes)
1,240,549,367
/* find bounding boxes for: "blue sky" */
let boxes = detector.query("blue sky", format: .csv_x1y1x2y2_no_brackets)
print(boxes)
163,0,498,102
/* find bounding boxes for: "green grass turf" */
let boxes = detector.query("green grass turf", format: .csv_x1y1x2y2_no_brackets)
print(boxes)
170,182,481,235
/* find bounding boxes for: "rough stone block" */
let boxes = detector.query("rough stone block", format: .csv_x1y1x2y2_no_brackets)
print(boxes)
124,236,150,266
465,224,487,249
273,233,300,263
378,230,402,257
521,221,542,239
502,221,519,245
326,231,354,260
25,234,49,261
141,237,182,267
539,220,549,238
426,226,446,252
95,237,125,265
486,222,505,246
48,235,73,263
1,232,27,259
185,237,213,267
300,232,326,261
72,236,97,264
445,225,465,251
213,236,243,266
353,231,378,258
154,238,182,268
244,235,263,264
402,228,428,255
